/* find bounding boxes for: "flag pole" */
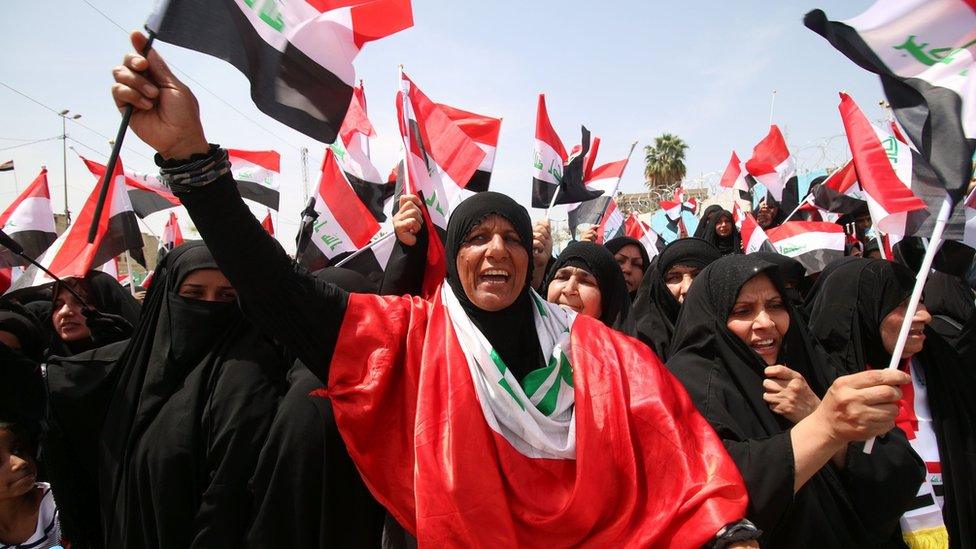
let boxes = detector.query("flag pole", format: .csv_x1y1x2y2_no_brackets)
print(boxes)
768,89,777,126
334,231,395,267
784,194,813,222
398,65,412,197
124,251,137,296
545,185,561,219
863,196,953,453
88,30,156,243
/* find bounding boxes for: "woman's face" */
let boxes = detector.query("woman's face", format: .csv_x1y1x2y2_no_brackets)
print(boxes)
547,266,603,318
0,427,37,500
177,269,237,302
664,264,702,304
52,286,91,342
456,215,529,312
880,299,931,359
714,216,733,238
725,274,790,366
613,244,645,292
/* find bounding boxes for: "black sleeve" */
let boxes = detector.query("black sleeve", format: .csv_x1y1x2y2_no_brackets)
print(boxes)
176,173,347,381
379,223,428,296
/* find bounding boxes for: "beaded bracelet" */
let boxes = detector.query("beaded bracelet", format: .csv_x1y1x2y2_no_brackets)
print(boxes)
155,144,231,194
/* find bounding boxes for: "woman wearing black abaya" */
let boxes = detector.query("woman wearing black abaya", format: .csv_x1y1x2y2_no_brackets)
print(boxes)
749,252,806,311
693,205,724,239
700,209,741,255
631,238,721,359
247,267,386,548
45,242,286,548
544,241,635,334
806,258,976,548
603,236,650,298
47,270,140,358
0,300,46,362
667,254,924,547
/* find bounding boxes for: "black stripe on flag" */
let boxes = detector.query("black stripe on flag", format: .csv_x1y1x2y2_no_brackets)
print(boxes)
346,171,394,222
466,169,491,193
127,188,178,218
153,1,352,143
567,196,611,238
0,230,56,268
93,214,146,269
236,180,280,211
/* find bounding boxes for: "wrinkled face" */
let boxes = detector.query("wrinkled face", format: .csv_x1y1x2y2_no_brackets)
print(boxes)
52,286,91,342
880,299,932,359
613,244,645,293
456,215,529,312
715,216,733,237
725,274,790,366
177,269,237,302
547,266,603,318
0,427,36,500
664,264,702,304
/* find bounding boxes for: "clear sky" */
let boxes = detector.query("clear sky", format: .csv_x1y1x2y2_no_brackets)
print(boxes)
0,0,884,252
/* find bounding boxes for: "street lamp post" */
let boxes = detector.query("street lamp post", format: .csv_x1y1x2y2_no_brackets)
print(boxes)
59,109,82,224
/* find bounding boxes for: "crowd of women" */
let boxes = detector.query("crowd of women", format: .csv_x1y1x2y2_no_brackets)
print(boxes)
1,32,974,548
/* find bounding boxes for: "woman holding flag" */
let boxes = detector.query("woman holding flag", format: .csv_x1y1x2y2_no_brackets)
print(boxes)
110,31,760,547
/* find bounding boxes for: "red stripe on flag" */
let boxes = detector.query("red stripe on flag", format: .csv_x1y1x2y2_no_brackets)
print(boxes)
838,93,926,215
227,149,281,172
340,84,376,145
0,168,49,226
766,221,844,242
437,103,502,146
745,125,791,176
587,159,627,182
823,160,858,193
719,152,741,188
348,0,414,49
319,150,380,247
535,94,567,161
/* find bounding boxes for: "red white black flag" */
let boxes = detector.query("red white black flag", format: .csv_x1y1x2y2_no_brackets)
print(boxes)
766,221,846,274
0,168,56,267
745,125,795,202
438,102,502,193
806,1,975,205
330,83,393,222
530,95,603,208
149,0,413,143
81,156,180,218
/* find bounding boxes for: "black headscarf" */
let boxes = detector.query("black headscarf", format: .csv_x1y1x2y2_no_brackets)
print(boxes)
444,192,542,381
543,241,634,334
693,205,724,239
750,251,806,310
48,270,141,357
88,241,284,547
0,343,46,448
700,209,742,255
0,300,45,361
806,258,976,547
666,255,923,546
806,259,915,374
604,236,651,300
631,238,721,360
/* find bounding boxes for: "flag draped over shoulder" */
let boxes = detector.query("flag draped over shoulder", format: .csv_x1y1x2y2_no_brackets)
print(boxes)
328,290,748,546
745,125,795,202
148,0,413,143
0,168,56,267
805,1,976,205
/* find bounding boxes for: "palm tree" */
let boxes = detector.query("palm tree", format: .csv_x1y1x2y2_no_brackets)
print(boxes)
643,134,688,191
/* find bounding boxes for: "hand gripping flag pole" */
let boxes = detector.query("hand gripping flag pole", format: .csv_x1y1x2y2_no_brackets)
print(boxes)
87,30,157,243
0,229,91,308
863,196,954,453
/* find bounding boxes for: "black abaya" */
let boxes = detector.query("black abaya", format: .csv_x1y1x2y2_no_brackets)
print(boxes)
699,210,741,255
666,255,923,547
543,240,635,334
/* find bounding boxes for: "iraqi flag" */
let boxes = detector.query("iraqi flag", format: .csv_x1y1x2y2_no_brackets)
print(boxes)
0,168,57,267
397,71,486,230
8,159,145,292
149,0,413,143
624,214,662,259
302,150,381,269
160,211,184,254
80,156,180,218
659,199,683,222
766,221,846,275
261,210,275,236
839,93,967,238
745,125,795,201
567,157,631,239
734,202,773,254
438,102,502,193
227,149,282,211
806,1,975,206
530,95,602,208
811,159,866,215
330,83,393,222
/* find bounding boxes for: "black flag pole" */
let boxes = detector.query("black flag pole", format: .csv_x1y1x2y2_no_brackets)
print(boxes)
294,196,319,266
87,30,156,243
0,229,91,308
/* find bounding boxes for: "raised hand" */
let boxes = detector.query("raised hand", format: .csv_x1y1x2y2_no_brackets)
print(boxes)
814,369,909,443
393,194,424,246
111,30,209,160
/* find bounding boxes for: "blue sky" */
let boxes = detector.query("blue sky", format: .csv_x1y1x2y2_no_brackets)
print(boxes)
0,0,884,250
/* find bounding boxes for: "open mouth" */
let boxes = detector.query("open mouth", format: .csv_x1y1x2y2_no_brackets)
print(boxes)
908,327,926,339
750,338,778,356
479,269,510,286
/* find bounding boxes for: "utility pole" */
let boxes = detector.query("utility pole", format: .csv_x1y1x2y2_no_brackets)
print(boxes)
59,109,81,224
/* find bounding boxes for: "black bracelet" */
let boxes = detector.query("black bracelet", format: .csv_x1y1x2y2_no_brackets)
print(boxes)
711,519,761,549
155,144,231,194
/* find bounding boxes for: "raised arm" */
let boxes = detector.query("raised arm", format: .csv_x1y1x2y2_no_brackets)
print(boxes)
110,30,344,379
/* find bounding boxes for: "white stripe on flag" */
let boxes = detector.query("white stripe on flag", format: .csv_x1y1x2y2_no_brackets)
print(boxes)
3,196,55,234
